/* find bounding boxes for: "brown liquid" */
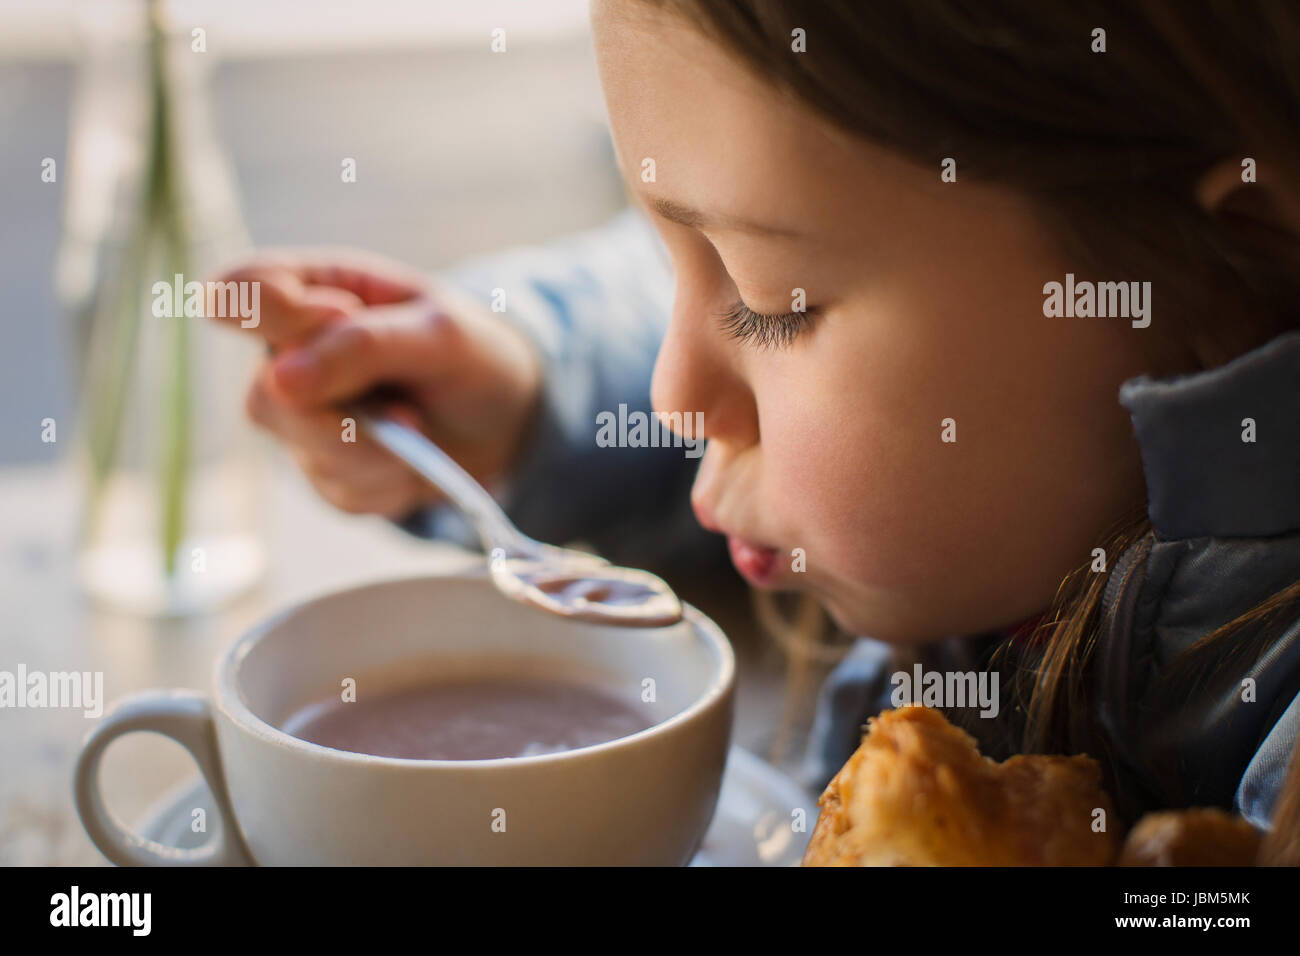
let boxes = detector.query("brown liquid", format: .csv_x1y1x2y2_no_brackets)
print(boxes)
281,676,653,760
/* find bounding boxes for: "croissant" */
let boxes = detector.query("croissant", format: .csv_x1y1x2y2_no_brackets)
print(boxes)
802,705,1274,866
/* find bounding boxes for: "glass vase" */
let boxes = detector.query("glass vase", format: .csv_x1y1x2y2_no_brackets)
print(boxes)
56,0,265,617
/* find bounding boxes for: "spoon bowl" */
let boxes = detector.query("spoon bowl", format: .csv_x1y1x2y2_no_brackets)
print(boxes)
352,408,684,627
491,555,685,627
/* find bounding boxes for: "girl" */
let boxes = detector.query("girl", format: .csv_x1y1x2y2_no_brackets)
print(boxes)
215,1,1300,838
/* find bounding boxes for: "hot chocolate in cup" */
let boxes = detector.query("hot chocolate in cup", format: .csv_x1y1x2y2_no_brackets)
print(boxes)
74,571,735,865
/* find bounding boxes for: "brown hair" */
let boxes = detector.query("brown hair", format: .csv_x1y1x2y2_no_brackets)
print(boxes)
645,0,1300,828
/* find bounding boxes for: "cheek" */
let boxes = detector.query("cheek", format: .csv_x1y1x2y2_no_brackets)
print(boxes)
753,277,1146,630
751,305,1037,600
755,358,933,591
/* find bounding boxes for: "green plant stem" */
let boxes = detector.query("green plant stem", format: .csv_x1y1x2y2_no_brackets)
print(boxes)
82,213,150,539
149,0,191,578
82,0,195,585
82,12,174,543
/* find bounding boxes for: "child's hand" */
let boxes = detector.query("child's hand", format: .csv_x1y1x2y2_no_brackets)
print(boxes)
208,251,542,518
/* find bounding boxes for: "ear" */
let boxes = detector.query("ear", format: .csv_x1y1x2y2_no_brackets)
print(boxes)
1195,157,1300,243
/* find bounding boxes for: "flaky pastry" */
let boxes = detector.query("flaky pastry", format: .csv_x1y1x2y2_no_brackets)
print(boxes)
801,705,1277,866
1117,809,1262,866
803,705,1117,865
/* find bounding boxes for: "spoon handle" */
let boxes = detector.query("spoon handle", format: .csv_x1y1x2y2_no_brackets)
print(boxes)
349,409,527,556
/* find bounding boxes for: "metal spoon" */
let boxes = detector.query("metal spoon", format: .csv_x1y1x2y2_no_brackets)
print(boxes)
351,409,684,627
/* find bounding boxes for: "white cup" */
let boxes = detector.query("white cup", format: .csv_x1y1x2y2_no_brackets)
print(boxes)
74,571,735,865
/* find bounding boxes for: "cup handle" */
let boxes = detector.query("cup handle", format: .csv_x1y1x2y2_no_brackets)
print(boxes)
74,689,254,866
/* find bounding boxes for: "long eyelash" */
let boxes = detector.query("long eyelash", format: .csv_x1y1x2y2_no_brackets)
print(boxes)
717,301,816,349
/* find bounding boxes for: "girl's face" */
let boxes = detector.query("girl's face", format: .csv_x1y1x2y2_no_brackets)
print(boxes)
592,1,1160,643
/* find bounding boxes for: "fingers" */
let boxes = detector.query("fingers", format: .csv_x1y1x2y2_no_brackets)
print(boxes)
210,247,427,306
245,366,382,467
206,247,432,351
295,454,431,518
295,259,427,306
244,367,438,517
267,300,463,408
210,265,363,348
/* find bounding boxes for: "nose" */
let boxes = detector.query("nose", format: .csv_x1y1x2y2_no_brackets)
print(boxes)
650,282,759,450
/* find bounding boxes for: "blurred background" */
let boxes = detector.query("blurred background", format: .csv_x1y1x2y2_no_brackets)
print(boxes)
0,0,830,865
1,0,621,461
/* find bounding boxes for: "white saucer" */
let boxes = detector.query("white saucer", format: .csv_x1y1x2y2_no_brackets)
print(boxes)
135,746,819,866
691,747,820,866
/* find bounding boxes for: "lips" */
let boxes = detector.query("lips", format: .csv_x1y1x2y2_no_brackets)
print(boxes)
693,500,781,586
727,535,780,587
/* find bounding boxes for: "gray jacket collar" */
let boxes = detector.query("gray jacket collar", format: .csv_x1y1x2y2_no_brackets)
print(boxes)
1098,330,1300,826
1119,330,1300,539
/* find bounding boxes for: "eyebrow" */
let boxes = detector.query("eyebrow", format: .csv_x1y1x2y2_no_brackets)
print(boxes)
648,196,805,239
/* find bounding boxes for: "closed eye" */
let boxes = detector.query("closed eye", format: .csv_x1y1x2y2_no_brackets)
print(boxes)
717,300,818,349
